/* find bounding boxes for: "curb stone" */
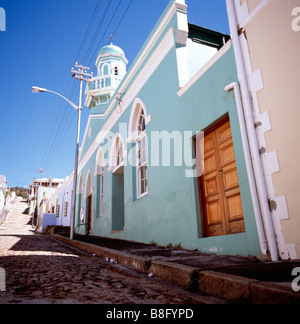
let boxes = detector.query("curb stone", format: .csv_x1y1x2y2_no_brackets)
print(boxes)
251,281,300,304
50,233,300,304
149,260,200,290
198,271,259,303
51,234,151,274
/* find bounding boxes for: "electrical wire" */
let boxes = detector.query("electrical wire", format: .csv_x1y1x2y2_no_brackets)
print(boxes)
112,0,134,38
73,0,102,65
87,0,123,67
81,0,113,65
38,0,135,177
39,0,104,172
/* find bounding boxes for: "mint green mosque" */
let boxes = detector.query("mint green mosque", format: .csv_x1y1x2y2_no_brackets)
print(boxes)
74,0,264,257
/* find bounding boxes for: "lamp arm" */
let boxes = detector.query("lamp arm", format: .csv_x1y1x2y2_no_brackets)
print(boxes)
46,90,78,110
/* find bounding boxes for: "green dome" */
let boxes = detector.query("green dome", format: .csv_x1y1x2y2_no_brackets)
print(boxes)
98,44,125,57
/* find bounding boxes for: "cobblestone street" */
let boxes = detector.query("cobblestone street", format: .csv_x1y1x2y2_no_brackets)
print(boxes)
0,199,216,304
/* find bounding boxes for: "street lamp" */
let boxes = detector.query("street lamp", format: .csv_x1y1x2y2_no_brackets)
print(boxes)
32,63,93,240
32,87,78,110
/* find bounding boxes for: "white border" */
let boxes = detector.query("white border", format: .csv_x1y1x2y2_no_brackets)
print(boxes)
78,27,176,172
177,40,232,97
84,169,93,199
233,0,295,259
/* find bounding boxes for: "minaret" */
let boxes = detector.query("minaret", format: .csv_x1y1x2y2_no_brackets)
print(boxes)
85,38,128,108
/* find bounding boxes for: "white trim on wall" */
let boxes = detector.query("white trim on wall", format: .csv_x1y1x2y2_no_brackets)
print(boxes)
177,40,232,97
234,0,272,29
84,169,93,199
78,1,187,163
232,0,295,260
78,27,176,173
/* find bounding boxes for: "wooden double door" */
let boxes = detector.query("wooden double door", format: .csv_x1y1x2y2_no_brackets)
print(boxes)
196,118,246,237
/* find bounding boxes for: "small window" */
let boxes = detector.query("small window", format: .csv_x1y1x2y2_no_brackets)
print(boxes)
114,66,119,76
64,202,69,218
56,205,60,218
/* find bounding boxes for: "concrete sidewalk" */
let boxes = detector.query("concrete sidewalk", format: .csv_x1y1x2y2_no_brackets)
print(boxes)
48,227,300,304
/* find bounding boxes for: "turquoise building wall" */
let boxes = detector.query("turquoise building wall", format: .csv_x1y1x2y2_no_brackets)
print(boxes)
74,0,262,257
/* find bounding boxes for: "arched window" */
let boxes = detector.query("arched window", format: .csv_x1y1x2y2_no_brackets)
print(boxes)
136,109,147,197
116,137,124,167
137,108,146,135
110,134,125,174
78,173,83,195
129,98,148,198
85,170,93,199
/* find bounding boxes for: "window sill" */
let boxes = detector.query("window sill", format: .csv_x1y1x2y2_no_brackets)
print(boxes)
137,192,148,200
112,161,124,174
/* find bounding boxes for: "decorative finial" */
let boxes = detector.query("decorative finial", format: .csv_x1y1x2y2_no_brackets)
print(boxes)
110,35,114,45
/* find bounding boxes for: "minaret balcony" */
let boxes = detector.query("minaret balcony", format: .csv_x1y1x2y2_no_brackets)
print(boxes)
88,75,122,91
85,75,123,108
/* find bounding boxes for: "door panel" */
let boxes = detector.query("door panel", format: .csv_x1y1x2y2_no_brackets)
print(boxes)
202,129,226,236
196,118,246,237
223,163,239,191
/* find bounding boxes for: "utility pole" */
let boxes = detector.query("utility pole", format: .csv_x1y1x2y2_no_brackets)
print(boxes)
37,168,46,186
37,168,46,227
70,63,93,240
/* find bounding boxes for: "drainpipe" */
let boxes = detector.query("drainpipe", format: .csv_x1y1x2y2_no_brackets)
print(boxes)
225,82,268,257
226,0,278,261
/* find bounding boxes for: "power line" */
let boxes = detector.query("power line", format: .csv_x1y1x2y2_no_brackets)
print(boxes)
88,0,123,67
43,64,92,172
88,0,134,69
39,1,103,170
112,0,134,37
37,0,135,176
40,97,74,170
74,0,102,64
0,163,36,172
82,0,113,65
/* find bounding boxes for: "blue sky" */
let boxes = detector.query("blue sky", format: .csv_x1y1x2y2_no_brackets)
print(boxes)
0,0,229,188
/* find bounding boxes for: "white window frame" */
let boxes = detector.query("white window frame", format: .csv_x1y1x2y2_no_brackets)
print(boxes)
136,110,148,199
136,133,148,199
110,134,125,175
128,98,150,200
